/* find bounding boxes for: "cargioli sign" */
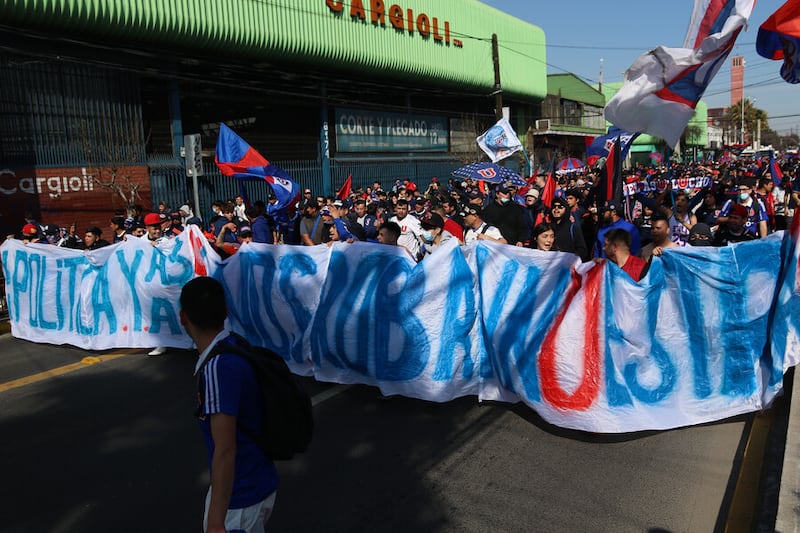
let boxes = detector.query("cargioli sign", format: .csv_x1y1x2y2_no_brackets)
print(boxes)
325,0,463,47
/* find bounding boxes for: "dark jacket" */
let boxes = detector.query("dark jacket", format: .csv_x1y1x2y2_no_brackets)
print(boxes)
482,200,529,245
552,215,588,261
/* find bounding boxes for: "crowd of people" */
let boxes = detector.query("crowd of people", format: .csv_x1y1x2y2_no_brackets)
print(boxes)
7,154,800,284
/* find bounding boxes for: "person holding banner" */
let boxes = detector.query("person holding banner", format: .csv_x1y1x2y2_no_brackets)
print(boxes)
602,229,648,282
142,213,167,246
462,206,506,245
640,216,678,261
530,223,557,252
419,212,455,258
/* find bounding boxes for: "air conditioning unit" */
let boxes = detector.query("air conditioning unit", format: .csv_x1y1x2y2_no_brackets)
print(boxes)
535,119,550,130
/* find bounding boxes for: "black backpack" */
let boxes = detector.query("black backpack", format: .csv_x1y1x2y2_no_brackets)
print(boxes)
197,333,313,460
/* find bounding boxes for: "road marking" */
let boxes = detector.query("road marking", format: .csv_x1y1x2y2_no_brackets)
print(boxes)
311,384,352,407
0,351,134,394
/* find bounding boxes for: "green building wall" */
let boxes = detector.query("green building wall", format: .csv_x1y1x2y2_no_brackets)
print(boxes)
598,81,708,148
0,0,547,101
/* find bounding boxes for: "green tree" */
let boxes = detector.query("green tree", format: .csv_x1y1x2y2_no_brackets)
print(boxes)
724,100,769,142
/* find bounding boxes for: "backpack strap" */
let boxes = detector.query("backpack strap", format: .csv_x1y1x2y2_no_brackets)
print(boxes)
195,333,261,441
480,223,490,235
310,215,321,240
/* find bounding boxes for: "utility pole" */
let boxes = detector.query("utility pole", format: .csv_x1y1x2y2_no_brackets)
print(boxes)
599,58,604,93
491,33,503,122
741,95,746,145
491,33,507,167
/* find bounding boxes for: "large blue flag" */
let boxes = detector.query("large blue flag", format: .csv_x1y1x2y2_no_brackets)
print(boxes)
757,0,800,84
214,123,300,214
586,127,639,167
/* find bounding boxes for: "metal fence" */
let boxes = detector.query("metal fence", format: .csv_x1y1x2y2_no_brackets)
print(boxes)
149,156,466,218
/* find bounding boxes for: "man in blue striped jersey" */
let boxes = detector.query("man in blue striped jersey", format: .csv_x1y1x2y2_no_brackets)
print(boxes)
180,277,278,533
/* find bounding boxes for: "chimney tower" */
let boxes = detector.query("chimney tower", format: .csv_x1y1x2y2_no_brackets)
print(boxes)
731,56,744,106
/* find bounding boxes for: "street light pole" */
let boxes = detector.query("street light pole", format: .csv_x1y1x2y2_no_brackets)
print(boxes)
741,95,745,145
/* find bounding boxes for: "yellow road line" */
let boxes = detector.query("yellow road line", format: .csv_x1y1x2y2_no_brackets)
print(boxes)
0,350,136,394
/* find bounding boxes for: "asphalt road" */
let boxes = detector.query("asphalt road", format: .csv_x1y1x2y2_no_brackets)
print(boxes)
0,334,753,533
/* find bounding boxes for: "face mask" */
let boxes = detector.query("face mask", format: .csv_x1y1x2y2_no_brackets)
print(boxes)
500,197,510,204
212,208,220,215
421,230,435,243
739,192,749,202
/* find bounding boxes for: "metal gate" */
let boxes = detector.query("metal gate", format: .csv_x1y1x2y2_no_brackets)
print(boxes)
148,156,464,219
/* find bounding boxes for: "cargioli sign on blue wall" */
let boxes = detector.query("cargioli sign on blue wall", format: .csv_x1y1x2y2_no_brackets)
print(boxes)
334,108,449,153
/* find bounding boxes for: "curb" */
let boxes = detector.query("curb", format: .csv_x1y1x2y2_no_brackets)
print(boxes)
725,409,775,533
775,368,800,532
0,322,10,336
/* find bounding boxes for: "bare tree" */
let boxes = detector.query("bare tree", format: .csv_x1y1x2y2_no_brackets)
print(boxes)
451,113,493,164
78,120,149,217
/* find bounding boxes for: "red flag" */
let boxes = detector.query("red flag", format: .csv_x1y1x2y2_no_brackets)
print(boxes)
535,160,557,226
336,174,352,200
540,169,557,209
518,168,538,196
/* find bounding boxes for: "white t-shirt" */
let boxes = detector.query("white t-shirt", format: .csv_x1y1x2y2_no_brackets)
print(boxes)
464,222,503,245
669,212,691,246
390,215,422,259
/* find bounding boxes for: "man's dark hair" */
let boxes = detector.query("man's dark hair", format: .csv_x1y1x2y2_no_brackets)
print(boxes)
354,199,366,207
86,226,102,237
442,197,460,209
396,199,409,207
111,216,125,227
379,221,401,241
605,228,632,249
180,277,227,330
245,206,261,219
651,214,669,225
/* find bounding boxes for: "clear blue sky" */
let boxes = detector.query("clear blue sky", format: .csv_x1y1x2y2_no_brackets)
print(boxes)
481,0,800,136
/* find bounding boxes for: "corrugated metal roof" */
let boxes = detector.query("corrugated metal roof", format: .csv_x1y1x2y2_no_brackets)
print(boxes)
0,0,547,100
548,73,605,107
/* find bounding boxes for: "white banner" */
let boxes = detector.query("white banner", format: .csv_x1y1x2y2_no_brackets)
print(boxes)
624,175,714,196
3,224,800,433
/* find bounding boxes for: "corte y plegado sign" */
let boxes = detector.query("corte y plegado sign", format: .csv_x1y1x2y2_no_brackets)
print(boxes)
325,0,463,47
335,108,449,152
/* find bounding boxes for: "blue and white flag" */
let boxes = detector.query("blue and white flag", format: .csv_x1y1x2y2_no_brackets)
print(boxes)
605,0,755,147
586,126,640,167
215,123,300,214
476,118,523,163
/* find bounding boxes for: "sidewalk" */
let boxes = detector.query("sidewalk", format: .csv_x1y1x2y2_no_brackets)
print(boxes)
775,368,800,532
